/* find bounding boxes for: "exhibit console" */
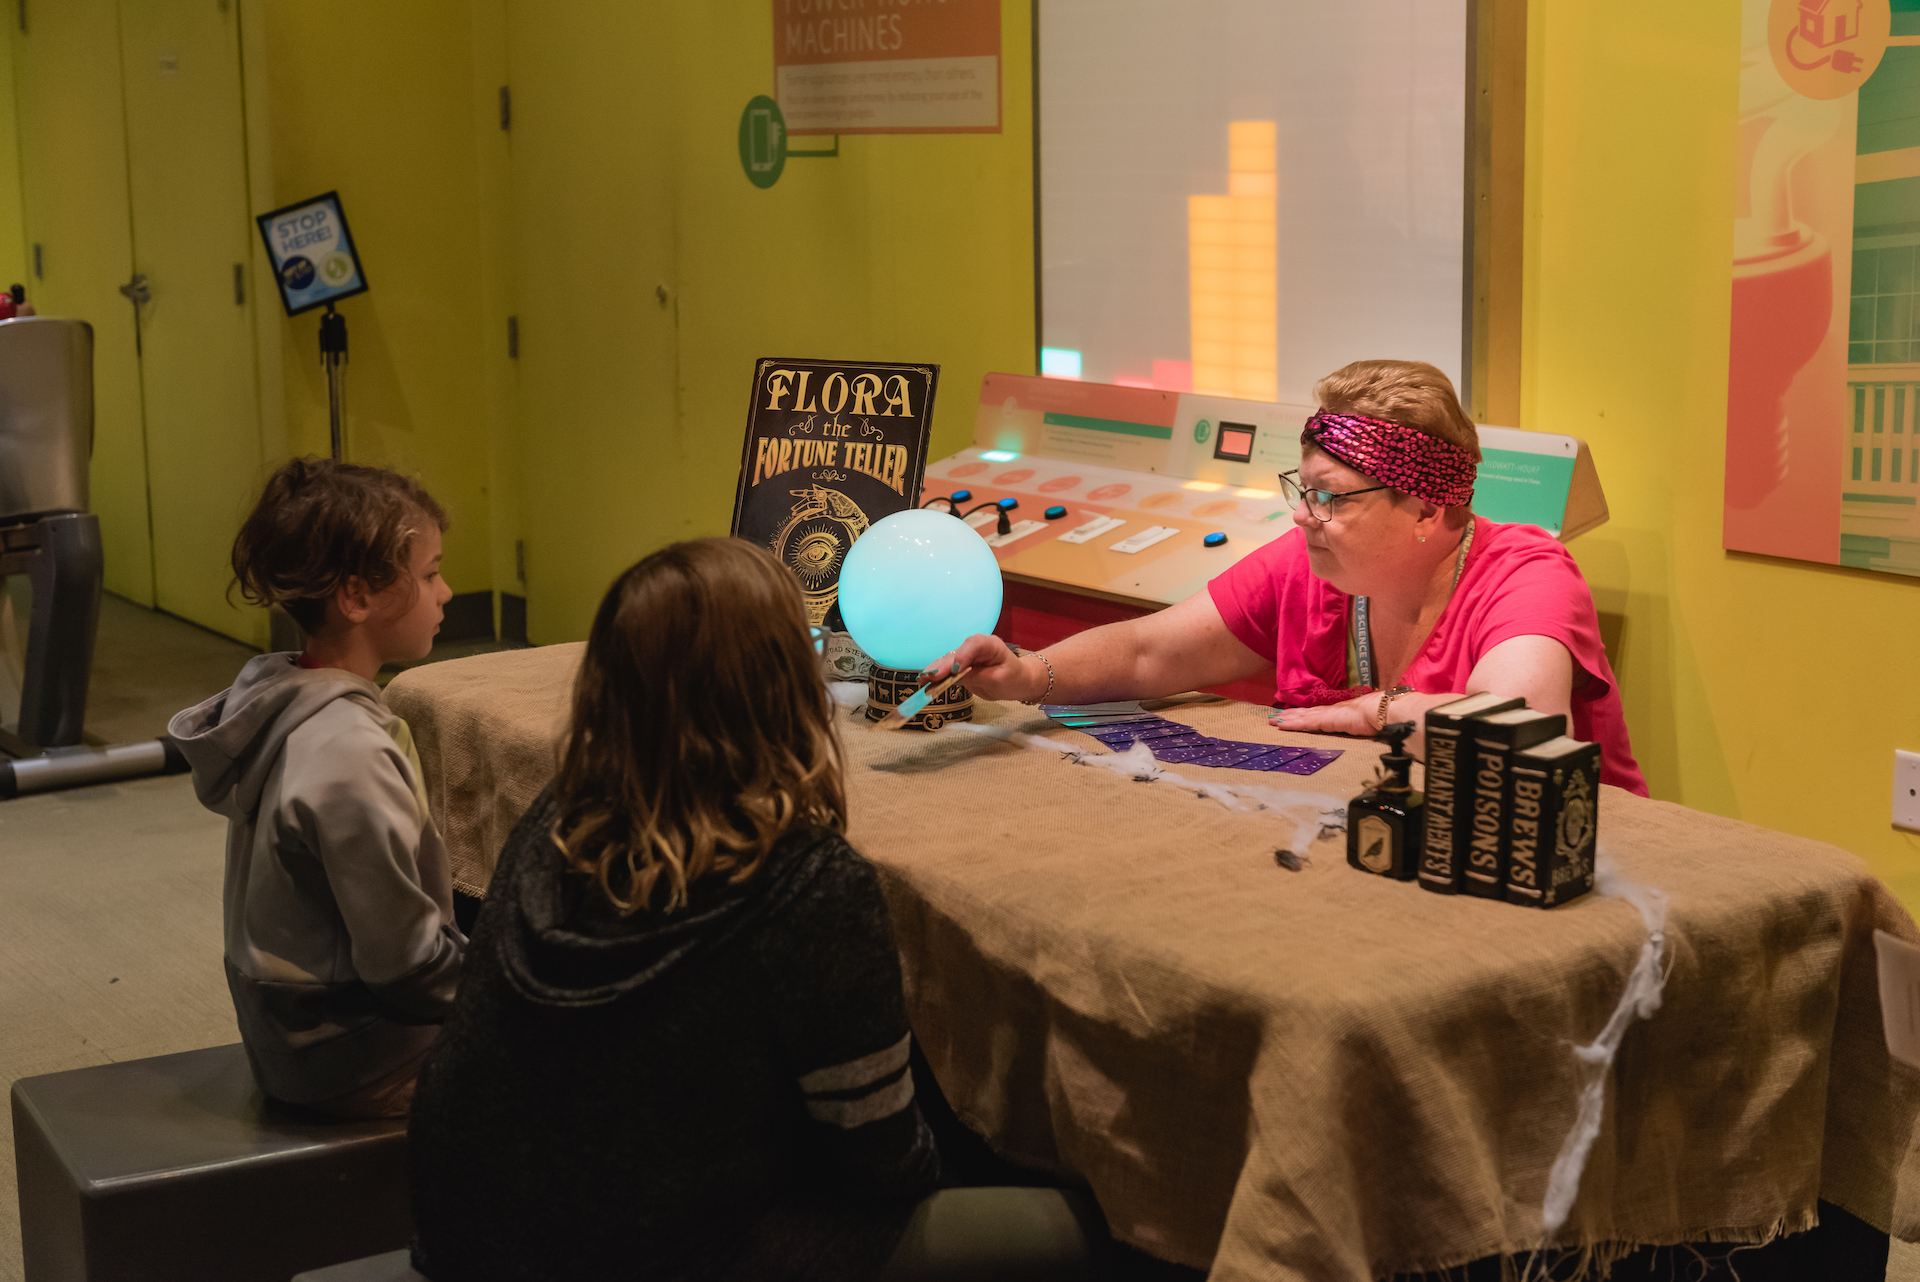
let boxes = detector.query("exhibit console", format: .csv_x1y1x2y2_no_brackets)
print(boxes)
921,372,1606,700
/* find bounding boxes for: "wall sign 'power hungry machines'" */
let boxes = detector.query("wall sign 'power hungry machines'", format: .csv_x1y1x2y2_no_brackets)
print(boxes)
255,191,368,461
730,358,938,632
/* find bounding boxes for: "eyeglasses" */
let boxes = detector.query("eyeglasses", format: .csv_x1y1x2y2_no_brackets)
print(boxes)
1276,471,1393,523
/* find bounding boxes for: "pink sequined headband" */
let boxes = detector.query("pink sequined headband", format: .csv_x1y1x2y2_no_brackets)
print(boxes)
1301,410,1476,508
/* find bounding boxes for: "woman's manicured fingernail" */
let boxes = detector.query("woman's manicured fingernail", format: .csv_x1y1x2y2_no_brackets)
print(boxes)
952,660,960,674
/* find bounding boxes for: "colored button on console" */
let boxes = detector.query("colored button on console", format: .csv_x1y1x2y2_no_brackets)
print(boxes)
1044,505,1068,520
1203,532,1228,548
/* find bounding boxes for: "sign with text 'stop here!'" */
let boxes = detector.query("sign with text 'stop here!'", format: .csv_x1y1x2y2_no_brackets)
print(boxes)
773,0,999,135
255,191,368,316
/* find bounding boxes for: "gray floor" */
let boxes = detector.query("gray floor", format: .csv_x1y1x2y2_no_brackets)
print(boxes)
0,597,502,1282
0,599,1915,1282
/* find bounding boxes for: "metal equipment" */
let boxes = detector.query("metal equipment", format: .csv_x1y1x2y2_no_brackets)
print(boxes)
0,315,189,796
0,318,103,757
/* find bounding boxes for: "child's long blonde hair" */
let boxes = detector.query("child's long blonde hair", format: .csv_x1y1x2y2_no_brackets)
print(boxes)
550,538,846,914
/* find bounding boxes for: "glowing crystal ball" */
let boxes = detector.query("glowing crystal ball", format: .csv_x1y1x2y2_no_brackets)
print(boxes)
838,509,1004,671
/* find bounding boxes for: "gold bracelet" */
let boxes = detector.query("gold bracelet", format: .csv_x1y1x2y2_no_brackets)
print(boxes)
1376,685,1411,730
1020,652,1056,705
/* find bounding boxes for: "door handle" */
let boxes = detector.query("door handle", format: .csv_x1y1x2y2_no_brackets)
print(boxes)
118,273,150,306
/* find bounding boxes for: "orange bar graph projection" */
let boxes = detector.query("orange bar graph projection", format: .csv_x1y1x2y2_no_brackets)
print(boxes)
1189,121,1277,402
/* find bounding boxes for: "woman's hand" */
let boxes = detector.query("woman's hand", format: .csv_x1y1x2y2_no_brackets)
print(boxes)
1269,690,1488,758
920,634,1047,703
1268,693,1380,738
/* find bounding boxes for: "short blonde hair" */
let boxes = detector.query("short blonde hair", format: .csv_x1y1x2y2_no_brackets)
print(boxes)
1312,360,1481,463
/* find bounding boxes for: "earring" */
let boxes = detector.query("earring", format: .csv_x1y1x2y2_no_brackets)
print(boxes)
1418,534,1426,543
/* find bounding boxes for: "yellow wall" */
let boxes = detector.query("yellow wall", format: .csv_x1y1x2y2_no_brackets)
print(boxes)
509,0,1036,643
1525,0,1920,909
6,0,1030,647
245,0,506,608
0,22,28,289
11,0,152,607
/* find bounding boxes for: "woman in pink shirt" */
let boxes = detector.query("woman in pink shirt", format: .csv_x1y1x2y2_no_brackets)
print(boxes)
933,359,1646,795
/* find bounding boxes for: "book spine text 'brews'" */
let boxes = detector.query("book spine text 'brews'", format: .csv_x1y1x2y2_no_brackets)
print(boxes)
1505,740,1601,908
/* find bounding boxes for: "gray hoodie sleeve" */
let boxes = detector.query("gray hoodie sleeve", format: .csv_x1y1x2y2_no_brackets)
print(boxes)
278,701,465,1021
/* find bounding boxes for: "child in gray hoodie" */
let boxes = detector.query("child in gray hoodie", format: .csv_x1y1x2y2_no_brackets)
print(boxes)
169,458,466,1118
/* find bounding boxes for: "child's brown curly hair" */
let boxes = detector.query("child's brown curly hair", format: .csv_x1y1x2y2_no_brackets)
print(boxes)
231,457,448,633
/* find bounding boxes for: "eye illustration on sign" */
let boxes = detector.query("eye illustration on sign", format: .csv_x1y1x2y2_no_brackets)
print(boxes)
773,485,871,625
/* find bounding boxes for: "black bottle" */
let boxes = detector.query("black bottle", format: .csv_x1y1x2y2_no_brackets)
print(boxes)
1347,720,1424,881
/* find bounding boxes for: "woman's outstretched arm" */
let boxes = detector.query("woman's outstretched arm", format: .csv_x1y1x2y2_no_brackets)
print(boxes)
1271,634,1577,755
922,590,1271,705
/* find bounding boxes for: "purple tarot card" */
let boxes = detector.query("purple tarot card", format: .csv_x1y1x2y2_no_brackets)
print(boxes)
1149,742,1242,767
1082,718,1179,741
1095,733,1212,755
1042,703,1148,722
1271,747,1343,775
1227,744,1314,771
1108,720,1202,741
1056,716,1161,733
1140,731,1212,749
1195,744,1281,769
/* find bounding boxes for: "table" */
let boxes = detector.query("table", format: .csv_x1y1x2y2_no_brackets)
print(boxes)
387,645,1920,1280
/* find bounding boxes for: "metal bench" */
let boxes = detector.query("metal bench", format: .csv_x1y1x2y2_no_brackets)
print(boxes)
293,1249,425,1282
11,1042,411,1282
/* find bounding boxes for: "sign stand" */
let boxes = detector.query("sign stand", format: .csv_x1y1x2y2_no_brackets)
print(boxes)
255,190,369,462
320,304,347,460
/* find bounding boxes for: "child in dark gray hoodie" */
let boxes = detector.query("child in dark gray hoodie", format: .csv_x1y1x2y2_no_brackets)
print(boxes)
169,458,465,1118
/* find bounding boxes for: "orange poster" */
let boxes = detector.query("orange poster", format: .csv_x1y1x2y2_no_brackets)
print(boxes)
1726,0,1920,575
772,0,1000,135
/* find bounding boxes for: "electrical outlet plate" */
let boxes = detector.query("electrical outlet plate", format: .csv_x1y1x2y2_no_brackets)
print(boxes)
1895,750,1920,832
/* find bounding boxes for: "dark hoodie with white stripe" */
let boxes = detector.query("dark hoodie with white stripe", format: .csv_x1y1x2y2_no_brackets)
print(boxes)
407,785,940,1282
168,653,466,1105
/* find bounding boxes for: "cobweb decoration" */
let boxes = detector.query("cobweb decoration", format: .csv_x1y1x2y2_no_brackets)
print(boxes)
956,722,1347,856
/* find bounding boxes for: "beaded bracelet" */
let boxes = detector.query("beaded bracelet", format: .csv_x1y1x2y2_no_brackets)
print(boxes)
1020,652,1057,706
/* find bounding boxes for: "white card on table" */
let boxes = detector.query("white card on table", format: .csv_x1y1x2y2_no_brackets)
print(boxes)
1875,928,1920,1069
1110,525,1178,554
1058,515,1125,544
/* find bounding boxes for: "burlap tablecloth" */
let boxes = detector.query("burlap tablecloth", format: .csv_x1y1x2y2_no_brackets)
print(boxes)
388,646,1920,1280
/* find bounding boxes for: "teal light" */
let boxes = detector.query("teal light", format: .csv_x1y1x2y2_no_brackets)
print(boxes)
839,510,1004,670
979,449,1018,462
1040,347,1082,379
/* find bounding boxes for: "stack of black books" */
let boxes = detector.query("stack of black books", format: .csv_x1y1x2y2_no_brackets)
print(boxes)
1416,694,1600,908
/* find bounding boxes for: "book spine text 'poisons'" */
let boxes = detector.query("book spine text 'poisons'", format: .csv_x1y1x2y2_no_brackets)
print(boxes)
1463,737,1509,899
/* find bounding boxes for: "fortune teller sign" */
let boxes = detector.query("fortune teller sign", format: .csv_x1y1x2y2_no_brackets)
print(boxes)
730,358,938,628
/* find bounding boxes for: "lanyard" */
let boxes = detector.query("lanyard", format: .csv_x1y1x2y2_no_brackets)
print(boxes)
1354,521,1474,691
